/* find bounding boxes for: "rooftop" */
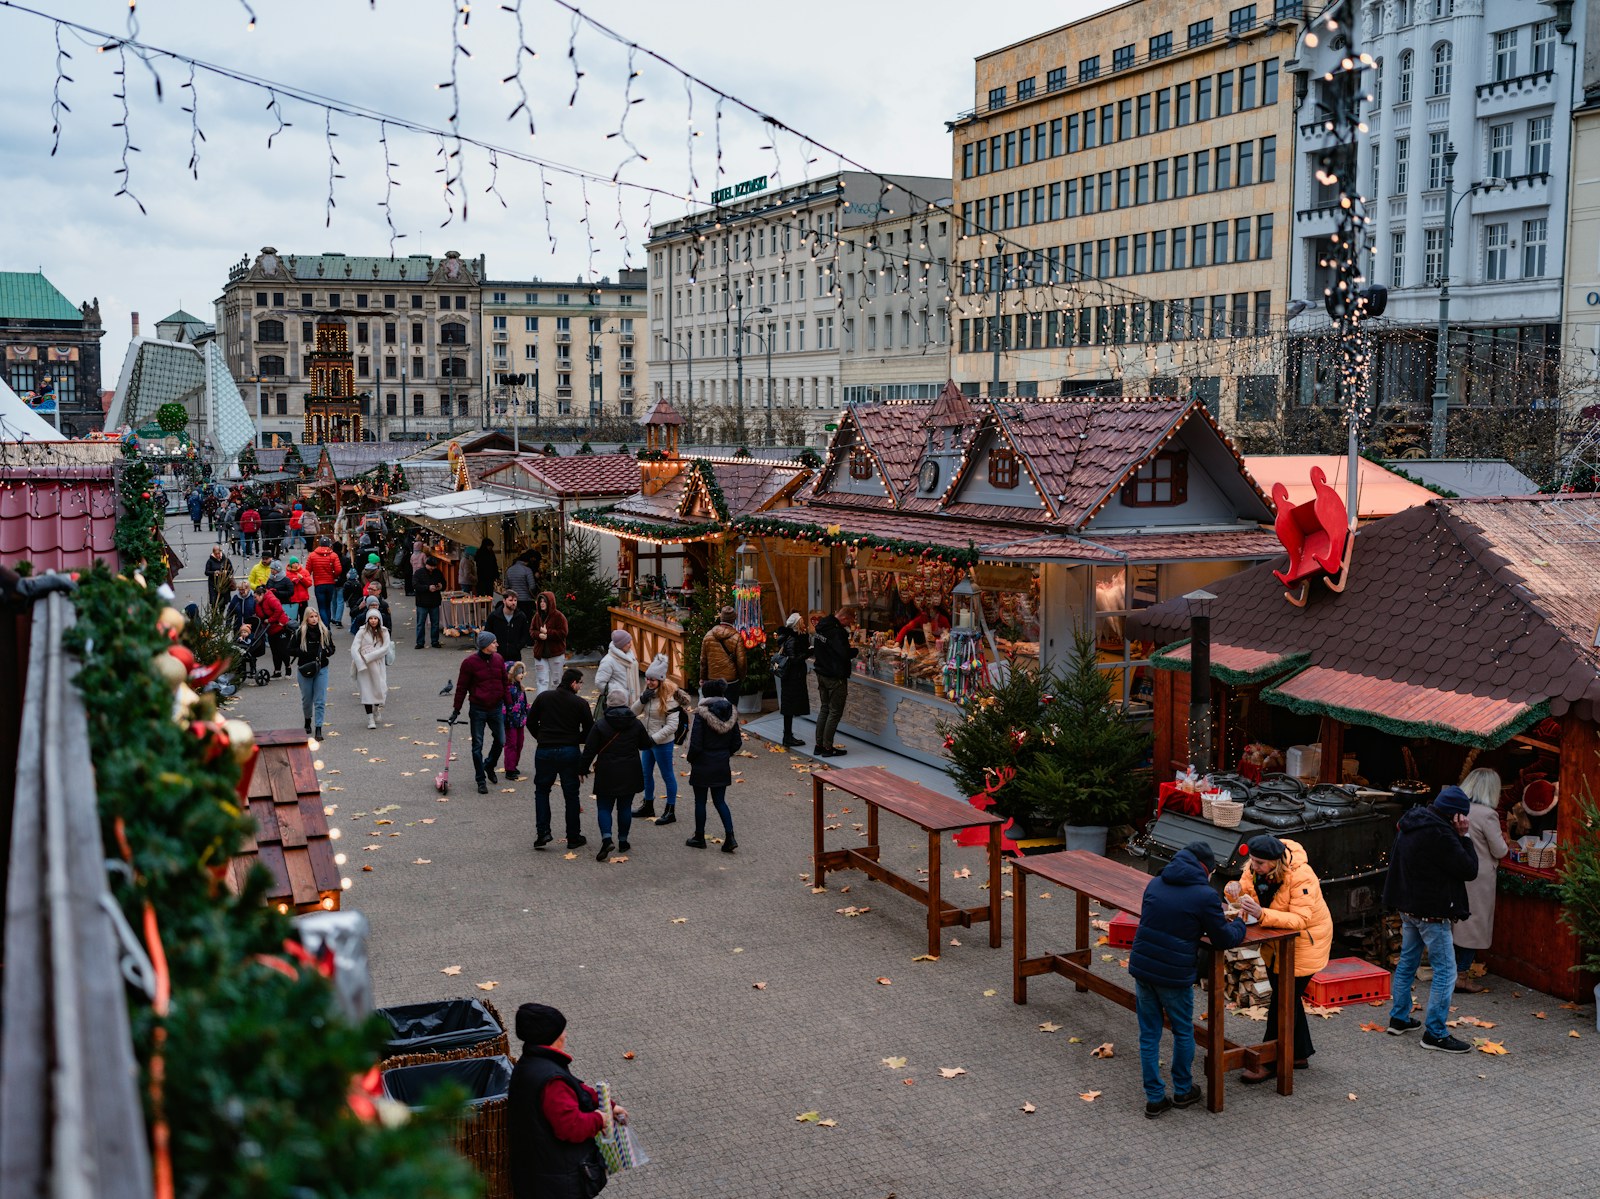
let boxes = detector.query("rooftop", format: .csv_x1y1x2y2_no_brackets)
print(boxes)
0,271,84,323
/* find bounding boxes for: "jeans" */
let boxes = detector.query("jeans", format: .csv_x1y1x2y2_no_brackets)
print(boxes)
416,605,442,647
816,674,849,747
532,653,566,695
315,583,336,625
297,664,328,729
1454,945,1476,974
240,533,257,557
534,745,583,839
596,795,632,842
641,742,677,806
468,705,505,783
1135,980,1196,1105
1390,914,1457,1038
331,586,346,625
692,783,733,838
1265,969,1315,1061
504,724,525,773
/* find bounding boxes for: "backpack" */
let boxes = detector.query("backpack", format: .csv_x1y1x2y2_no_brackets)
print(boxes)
673,702,691,746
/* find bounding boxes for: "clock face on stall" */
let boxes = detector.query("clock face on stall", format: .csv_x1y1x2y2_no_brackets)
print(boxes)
919,458,940,494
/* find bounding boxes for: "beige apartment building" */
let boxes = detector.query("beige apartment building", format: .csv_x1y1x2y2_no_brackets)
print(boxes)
481,270,646,440
217,248,485,445
950,0,1303,427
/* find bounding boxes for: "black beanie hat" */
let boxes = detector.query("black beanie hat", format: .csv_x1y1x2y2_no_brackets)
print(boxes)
515,1002,567,1046
1182,840,1216,872
1246,833,1287,861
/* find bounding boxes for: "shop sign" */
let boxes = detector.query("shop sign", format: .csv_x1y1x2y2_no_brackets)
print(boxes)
712,175,769,204
975,563,1037,593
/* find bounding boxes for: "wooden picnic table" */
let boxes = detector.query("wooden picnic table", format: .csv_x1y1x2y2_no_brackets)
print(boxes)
812,767,1005,958
1010,850,1298,1113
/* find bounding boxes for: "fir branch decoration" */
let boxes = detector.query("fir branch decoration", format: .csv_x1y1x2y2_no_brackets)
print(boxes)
114,441,170,584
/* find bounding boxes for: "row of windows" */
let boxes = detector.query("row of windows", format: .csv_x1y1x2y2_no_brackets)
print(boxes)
487,290,635,306
957,292,1273,351
5,361,78,403
661,377,837,408
250,290,472,311
495,343,638,364
253,355,477,379
254,393,472,419
255,319,472,345
1386,218,1548,288
964,60,1280,180
1369,120,1550,201
961,137,1277,237
1490,20,1561,82
491,315,637,333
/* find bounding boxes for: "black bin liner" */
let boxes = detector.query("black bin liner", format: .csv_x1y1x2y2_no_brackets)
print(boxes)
382,1054,513,1109
378,997,504,1056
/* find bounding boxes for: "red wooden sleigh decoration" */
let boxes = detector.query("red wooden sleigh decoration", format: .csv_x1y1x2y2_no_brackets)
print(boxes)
1270,466,1353,607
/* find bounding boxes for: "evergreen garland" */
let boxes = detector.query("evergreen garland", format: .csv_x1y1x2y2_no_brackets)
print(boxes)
573,508,721,542
238,445,259,479
114,441,171,584
795,447,823,469
732,514,980,567
687,459,730,521
65,569,477,1198
392,463,410,492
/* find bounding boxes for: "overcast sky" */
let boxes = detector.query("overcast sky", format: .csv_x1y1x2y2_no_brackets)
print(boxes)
0,0,1097,380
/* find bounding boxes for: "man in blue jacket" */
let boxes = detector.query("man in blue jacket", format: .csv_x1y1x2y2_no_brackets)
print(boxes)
1128,841,1247,1118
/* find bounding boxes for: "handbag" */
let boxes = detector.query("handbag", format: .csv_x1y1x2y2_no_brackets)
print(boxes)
384,642,396,667
298,659,320,680
771,652,789,677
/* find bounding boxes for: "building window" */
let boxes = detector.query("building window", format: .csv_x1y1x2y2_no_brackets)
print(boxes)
1188,18,1213,48
987,448,1020,489
1113,44,1135,71
1399,51,1414,102
1528,116,1552,174
257,319,285,343
1017,76,1035,100
441,321,468,345
301,320,314,341
254,291,267,307
1523,218,1548,277
988,85,1007,109
1391,231,1406,287
1427,131,1448,189
848,447,873,480
1150,31,1172,59
1228,5,1256,36
1261,134,1277,181
1122,451,1188,506
259,354,285,376
1046,66,1068,93
1424,227,1444,285
1078,55,1100,82
1493,29,1518,81
492,315,507,330
1532,19,1557,72
1485,122,1514,179
1394,136,1409,192
441,357,467,378
1431,42,1452,95
410,294,423,309
1484,223,1509,281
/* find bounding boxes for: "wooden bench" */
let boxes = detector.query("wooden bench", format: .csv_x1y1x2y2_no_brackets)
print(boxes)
1011,850,1298,1113
811,767,1005,958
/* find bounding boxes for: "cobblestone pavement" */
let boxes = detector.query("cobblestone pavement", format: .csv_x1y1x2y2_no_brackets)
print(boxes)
173,523,1599,1199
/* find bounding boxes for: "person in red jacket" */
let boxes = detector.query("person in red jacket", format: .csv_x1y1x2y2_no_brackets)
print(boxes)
452,631,508,794
283,556,313,622
238,505,261,558
507,1003,622,1199
255,583,292,677
530,590,569,696
306,537,343,624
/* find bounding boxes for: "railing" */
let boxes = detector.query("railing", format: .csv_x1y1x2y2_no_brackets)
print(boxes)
556,386,573,399
493,330,508,341
555,332,572,344
0,595,153,1199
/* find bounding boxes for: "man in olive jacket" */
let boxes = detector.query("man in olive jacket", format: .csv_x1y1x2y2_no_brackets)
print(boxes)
699,605,747,698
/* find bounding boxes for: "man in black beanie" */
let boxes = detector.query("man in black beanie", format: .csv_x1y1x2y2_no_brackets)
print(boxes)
507,1002,624,1198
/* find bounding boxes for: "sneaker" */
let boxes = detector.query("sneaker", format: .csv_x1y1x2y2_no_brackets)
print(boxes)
1172,1087,1203,1109
685,836,707,849
1387,1016,1422,1036
1144,1097,1172,1120
485,767,498,785
568,835,588,849
367,714,377,729
596,839,613,862
655,808,677,826
534,834,553,850
1421,1032,1471,1054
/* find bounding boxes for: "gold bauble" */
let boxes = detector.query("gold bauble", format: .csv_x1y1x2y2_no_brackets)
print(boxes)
222,719,257,762
158,606,186,636
150,653,187,687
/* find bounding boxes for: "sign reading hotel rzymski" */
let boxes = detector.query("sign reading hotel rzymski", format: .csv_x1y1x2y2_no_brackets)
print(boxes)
712,176,768,204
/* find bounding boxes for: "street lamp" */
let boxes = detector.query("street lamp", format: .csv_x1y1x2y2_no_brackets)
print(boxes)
399,337,410,442
734,288,747,445
757,305,774,446
1184,589,1217,773
1430,143,1508,457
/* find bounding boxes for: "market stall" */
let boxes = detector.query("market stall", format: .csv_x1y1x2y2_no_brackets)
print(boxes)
385,486,555,598
1130,494,1600,1000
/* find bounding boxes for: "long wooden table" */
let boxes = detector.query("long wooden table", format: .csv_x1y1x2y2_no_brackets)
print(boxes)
812,767,1005,958
1011,850,1298,1113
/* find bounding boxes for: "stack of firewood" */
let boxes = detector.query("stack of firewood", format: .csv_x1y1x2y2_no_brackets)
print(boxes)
1221,946,1274,1009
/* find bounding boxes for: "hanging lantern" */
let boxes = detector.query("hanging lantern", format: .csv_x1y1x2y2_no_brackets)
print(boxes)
943,574,989,704
733,539,765,650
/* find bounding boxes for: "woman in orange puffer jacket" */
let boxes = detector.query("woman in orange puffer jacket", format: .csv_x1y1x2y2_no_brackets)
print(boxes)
1236,834,1333,1080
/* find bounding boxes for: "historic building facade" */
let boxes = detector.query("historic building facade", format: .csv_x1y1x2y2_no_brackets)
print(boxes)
0,271,106,436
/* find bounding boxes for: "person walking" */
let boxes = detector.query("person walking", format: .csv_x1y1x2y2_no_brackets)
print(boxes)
204,545,233,608
474,536,500,597
530,591,569,695
503,661,531,782
409,535,428,602
594,628,641,710
1236,834,1333,1083
284,556,313,623
247,549,273,593
300,504,321,546
224,578,258,634
330,540,352,628
580,688,655,861
220,498,240,550
291,608,335,738
286,502,307,556
261,502,286,560
684,679,742,853
1383,785,1480,1052
504,550,538,605
775,610,812,748
632,656,688,823
238,503,261,558
506,1002,620,1199
810,605,858,757
307,536,342,624
396,530,417,597
529,667,594,850
486,589,531,663
349,607,392,730
1453,768,1509,994
699,605,747,699
256,583,292,678
1128,841,1247,1117
451,631,508,795
187,488,204,533
413,554,446,649
361,553,389,600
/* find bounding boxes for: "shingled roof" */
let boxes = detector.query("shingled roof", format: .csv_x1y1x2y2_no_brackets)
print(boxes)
1127,496,1600,738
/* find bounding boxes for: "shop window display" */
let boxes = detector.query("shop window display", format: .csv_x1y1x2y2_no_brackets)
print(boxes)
1094,564,1158,712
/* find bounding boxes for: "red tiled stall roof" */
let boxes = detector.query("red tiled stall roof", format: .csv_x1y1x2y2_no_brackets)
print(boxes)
1149,641,1309,686
519,453,640,498
1263,665,1546,748
984,528,1283,564
1128,497,1600,728
0,471,119,572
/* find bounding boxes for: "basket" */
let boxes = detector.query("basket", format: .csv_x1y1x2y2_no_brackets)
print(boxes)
383,1055,512,1199
1211,798,1245,829
1529,844,1558,870
1200,792,1218,821
377,996,509,1070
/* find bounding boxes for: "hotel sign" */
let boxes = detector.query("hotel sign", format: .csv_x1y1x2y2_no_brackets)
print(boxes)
712,175,768,204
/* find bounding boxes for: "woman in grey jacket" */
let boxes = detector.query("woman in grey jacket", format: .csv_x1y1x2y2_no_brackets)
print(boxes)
631,654,691,823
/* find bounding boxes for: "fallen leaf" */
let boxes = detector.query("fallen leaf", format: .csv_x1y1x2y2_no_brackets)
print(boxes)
500,788,517,794
441,965,463,976
475,981,499,991
622,1051,635,1060
1475,1039,1509,1055
373,804,400,815
1038,891,1052,899
362,865,373,872
1359,1022,1386,1032
1100,954,1116,962
671,917,688,924
982,989,997,997
752,981,767,990
1067,1037,1082,1044
901,1078,915,1086
1559,1002,1582,1011
816,1118,837,1128
563,852,578,860
1305,1005,1340,1019
1236,1006,1268,1021
795,1111,820,1124
912,954,939,962
1021,1102,1037,1114
1456,1016,1497,1029
876,977,893,986
1039,1021,1062,1033
839,884,851,894
1570,1030,1582,1039
362,845,381,852
388,832,402,838
836,905,872,918
938,1067,967,1079
375,819,394,826
400,772,416,777
1078,1091,1101,1103
611,856,630,864
1096,936,1110,946
731,947,743,953
421,818,435,824
422,753,439,760
370,758,387,764
882,1056,908,1069
952,866,971,880
949,938,962,947
412,858,432,864
1090,1042,1114,1059
1347,1092,1358,1102
1535,1011,1548,1019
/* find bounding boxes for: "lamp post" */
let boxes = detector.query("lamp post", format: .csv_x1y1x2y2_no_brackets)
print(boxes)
1184,589,1217,773
734,288,747,445
1430,145,1508,456
757,305,774,446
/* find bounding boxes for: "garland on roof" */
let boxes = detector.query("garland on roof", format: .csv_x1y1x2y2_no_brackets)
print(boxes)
573,507,722,543
114,440,170,584
732,514,980,568
1148,639,1310,687
686,458,730,522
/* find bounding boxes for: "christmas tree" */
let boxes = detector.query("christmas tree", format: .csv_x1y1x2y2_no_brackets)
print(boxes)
113,441,170,584
548,528,617,655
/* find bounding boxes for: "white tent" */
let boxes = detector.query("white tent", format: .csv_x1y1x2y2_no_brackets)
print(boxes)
0,375,65,441
386,487,554,545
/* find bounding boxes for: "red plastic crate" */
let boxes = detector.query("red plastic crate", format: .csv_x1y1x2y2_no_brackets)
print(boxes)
1107,910,1139,949
1306,957,1391,1008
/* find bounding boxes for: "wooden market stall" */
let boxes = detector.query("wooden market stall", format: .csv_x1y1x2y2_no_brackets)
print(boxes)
1129,494,1600,1000
732,382,1282,768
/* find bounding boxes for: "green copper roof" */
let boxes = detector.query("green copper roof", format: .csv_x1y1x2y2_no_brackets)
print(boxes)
0,271,83,322
158,308,203,325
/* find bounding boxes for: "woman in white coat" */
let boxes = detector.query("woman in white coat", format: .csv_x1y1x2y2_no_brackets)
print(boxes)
1452,766,1509,993
593,628,641,709
350,606,392,729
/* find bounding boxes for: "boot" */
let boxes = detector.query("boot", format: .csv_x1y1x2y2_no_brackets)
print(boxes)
367,713,377,729
633,800,657,819
305,718,312,734
721,836,739,854
685,834,707,848
314,726,323,739
655,806,677,826
596,838,613,862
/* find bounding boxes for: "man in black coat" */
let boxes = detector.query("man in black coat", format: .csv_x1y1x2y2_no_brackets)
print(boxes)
580,688,653,861
412,555,447,649
809,605,858,757
530,668,595,850
507,1002,617,1199
486,590,532,663
1383,785,1479,1052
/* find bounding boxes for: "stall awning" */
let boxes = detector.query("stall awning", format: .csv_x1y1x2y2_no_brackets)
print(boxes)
386,487,553,544
984,528,1283,565
1149,640,1308,686
1261,665,1549,749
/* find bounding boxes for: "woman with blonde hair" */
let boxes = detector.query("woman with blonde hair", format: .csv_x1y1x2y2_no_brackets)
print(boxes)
1452,766,1509,993
631,654,692,824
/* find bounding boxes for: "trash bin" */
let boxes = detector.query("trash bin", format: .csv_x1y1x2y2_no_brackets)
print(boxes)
377,997,508,1065
383,1055,513,1199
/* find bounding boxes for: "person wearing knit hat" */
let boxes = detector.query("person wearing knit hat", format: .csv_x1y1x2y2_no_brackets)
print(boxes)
633,657,690,824
594,625,641,712
1382,780,1481,1051
451,630,507,794
507,1001,622,1197
1237,833,1332,1082
580,681,654,860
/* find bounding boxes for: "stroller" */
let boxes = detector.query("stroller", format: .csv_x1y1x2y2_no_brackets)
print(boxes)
235,622,272,687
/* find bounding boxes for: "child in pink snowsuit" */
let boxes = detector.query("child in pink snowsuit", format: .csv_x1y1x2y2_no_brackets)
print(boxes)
503,660,530,781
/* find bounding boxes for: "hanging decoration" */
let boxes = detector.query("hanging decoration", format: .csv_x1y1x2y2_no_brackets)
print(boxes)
113,439,169,584
733,514,980,568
